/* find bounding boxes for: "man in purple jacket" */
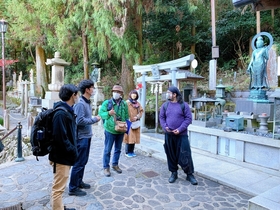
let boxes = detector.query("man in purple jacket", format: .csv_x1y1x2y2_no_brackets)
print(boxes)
159,86,197,185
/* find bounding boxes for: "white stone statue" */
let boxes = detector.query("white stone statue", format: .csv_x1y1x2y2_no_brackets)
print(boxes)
13,71,16,88
18,71,22,83
30,69,34,83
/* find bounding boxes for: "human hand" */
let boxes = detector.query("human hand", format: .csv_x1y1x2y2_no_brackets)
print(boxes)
96,116,101,122
165,127,172,132
109,108,115,116
133,116,138,122
173,129,180,135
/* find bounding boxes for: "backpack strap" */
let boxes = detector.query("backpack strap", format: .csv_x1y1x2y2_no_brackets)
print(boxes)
163,101,185,114
53,162,56,174
107,99,113,111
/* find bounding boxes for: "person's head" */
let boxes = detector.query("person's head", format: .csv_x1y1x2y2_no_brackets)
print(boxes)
256,36,264,48
129,89,139,100
112,85,123,100
166,86,183,103
59,84,79,106
78,79,95,98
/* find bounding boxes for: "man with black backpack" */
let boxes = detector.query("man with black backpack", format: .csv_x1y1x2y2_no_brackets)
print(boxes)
49,84,79,210
68,80,101,196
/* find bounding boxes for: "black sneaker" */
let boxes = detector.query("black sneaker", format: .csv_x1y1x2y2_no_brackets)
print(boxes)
168,172,178,183
68,188,87,196
186,174,198,185
79,181,90,189
64,206,76,210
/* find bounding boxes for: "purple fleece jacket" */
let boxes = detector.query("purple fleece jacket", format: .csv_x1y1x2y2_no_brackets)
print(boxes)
159,102,192,135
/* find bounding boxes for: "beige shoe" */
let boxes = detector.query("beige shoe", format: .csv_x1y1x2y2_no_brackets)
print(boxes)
112,165,122,173
104,168,111,177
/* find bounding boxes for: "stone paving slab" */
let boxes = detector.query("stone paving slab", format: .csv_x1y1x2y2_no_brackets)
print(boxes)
0,130,252,210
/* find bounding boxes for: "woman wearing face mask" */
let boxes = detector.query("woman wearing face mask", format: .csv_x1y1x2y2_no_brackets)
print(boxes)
123,90,144,157
98,85,129,177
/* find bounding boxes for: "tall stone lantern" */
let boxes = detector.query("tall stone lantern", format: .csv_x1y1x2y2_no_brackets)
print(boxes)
215,79,226,116
42,52,70,108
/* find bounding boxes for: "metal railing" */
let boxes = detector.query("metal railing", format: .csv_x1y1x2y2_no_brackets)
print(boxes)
0,122,25,162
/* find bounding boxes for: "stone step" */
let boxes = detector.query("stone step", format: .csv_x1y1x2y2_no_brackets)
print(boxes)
248,186,280,210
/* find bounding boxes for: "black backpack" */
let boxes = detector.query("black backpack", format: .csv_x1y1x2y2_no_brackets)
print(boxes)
30,107,67,160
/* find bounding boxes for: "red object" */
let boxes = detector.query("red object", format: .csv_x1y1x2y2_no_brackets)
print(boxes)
136,83,142,90
0,59,19,67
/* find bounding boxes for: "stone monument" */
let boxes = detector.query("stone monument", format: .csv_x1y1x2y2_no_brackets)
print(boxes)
42,52,70,108
235,32,274,121
246,32,273,102
90,63,104,116
29,69,35,97
12,71,16,89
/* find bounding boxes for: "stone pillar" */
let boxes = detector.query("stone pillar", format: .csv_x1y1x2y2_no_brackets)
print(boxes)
209,59,217,90
140,72,147,131
42,52,70,109
171,67,178,87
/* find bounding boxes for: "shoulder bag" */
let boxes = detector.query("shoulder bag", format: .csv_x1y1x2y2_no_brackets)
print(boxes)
131,107,141,129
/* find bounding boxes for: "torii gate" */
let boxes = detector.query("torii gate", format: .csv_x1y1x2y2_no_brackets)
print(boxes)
133,54,197,130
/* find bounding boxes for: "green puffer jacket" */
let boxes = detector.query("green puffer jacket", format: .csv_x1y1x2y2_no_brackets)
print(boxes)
99,98,129,134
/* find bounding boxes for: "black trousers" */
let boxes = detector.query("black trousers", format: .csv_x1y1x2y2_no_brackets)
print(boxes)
125,143,135,154
163,133,194,175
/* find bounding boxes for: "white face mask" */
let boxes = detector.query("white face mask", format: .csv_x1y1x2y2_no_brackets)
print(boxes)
113,92,121,100
74,95,79,104
166,92,172,100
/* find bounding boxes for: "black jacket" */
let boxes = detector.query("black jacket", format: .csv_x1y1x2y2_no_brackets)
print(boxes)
49,101,78,166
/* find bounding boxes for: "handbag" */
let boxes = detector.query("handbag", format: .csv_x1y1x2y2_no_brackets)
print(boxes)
131,120,141,129
131,106,141,129
114,115,127,132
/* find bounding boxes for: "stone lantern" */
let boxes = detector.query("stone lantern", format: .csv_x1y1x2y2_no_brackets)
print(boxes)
215,79,226,99
42,52,70,108
215,79,226,116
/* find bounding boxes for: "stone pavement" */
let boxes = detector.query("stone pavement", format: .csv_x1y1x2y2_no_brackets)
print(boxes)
0,122,252,210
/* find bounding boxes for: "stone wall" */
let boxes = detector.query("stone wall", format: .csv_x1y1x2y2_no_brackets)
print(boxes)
189,124,280,174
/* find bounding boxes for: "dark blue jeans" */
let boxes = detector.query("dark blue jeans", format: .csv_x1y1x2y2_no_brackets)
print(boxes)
69,137,91,192
103,130,124,169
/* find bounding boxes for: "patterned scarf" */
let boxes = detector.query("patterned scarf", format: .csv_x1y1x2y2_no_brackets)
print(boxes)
129,98,139,108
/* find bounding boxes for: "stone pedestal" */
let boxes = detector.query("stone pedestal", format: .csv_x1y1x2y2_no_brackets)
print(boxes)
43,52,70,109
41,91,60,109
29,82,35,97
248,89,269,101
257,115,270,133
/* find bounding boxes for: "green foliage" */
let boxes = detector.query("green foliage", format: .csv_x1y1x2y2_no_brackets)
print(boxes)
225,85,234,93
2,0,280,90
219,59,237,71
216,9,255,62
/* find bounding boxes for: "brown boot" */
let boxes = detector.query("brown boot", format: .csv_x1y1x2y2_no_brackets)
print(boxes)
112,165,122,173
104,168,111,177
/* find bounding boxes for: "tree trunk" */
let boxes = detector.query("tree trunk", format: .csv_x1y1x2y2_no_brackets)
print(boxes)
191,25,196,54
121,54,134,96
82,31,89,79
135,3,143,65
35,46,47,98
